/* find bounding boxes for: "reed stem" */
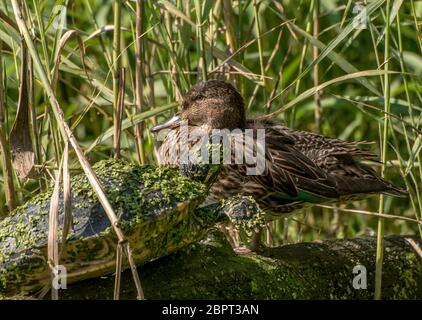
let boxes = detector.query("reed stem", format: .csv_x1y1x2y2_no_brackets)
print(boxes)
0,40,16,212
113,0,122,158
134,0,146,164
375,0,391,300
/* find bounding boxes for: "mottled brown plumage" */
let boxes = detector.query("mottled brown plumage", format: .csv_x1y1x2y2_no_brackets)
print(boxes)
152,80,406,218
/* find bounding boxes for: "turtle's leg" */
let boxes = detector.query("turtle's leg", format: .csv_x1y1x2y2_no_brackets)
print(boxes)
248,227,263,252
219,223,240,248
249,222,275,251
220,195,266,253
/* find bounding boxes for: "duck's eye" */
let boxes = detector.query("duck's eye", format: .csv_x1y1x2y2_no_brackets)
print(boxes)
182,93,206,110
192,93,205,101
191,92,205,101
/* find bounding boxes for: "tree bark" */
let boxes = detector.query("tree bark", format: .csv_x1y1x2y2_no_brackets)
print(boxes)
58,231,421,300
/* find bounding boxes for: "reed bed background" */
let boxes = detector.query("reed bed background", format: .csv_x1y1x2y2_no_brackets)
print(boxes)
0,0,421,298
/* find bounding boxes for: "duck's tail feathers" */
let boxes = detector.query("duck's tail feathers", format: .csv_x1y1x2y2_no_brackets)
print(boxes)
381,184,408,197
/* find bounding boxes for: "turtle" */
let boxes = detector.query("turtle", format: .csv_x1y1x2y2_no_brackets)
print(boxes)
0,159,263,297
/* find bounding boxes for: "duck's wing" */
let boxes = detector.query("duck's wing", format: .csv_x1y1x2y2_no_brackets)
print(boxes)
267,122,377,165
209,123,341,213
241,126,340,198
322,156,407,196
267,122,407,197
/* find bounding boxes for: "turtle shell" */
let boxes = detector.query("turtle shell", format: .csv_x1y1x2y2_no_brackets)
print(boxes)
0,159,210,297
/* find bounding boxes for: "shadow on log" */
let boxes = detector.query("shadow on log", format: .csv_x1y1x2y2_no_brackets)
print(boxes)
59,231,421,300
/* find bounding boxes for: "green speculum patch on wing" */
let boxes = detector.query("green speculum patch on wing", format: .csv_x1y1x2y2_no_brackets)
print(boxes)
272,191,325,204
0,159,209,297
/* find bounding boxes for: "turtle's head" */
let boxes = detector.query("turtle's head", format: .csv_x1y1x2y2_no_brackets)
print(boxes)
151,80,246,133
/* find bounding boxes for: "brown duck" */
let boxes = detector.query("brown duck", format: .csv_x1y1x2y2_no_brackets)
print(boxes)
151,80,406,246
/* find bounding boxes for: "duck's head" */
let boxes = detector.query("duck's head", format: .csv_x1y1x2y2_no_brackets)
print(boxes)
151,80,246,133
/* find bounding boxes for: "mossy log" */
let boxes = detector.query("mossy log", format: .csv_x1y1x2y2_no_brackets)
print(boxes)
58,231,421,300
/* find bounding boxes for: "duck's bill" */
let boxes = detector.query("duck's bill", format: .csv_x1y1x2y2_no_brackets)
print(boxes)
150,115,181,133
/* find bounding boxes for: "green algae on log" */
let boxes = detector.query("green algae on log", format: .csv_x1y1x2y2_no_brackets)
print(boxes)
0,159,229,297
58,231,422,300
